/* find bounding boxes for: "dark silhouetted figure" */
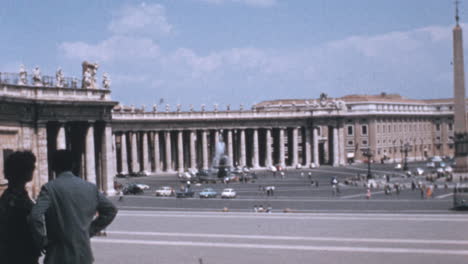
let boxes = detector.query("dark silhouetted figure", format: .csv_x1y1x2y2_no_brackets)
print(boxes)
0,150,41,264
30,150,117,264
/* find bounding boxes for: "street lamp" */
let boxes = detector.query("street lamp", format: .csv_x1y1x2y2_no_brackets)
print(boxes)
362,148,373,180
401,143,410,171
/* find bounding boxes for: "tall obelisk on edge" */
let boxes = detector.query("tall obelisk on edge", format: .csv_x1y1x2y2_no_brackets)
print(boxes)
453,0,468,179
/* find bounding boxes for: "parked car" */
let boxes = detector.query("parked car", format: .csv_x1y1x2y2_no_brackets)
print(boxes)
295,164,302,169
268,165,277,172
178,172,193,181
155,186,175,197
199,188,217,198
238,172,257,183
223,174,239,183
221,188,237,198
136,183,150,190
414,168,424,175
122,183,144,195
394,163,402,169
176,189,195,198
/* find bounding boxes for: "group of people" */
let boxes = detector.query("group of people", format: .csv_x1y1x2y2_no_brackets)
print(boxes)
0,150,118,264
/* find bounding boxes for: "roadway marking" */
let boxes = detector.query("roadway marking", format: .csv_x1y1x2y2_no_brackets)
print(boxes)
340,191,385,199
105,230,468,245
117,206,454,214
115,212,468,222
92,238,468,256
436,193,454,199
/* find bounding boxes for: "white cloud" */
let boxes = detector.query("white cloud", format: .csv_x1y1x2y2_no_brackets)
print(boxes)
198,0,276,7
59,36,160,62
108,2,172,37
57,1,458,106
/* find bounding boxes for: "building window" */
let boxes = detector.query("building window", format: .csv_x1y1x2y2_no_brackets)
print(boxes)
317,127,321,136
436,124,440,131
449,124,453,131
361,125,368,135
347,125,354,136
347,140,354,146
362,140,368,146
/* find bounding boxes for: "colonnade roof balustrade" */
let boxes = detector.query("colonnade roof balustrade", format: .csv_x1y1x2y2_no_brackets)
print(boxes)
0,72,111,102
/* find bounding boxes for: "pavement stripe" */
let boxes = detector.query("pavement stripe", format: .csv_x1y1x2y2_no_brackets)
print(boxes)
119,207,468,218
116,212,467,222
117,206,454,214
436,193,454,199
340,191,385,199
105,231,468,245
92,238,468,256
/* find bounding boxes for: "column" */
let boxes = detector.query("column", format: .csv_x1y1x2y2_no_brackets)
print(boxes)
142,132,149,173
202,130,208,170
338,126,346,165
189,130,197,170
291,127,299,167
153,132,161,172
120,132,128,174
227,130,234,167
252,129,259,168
165,131,173,171
240,129,246,167
304,127,312,167
131,132,139,173
85,123,96,183
102,125,116,195
313,127,319,166
177,130,184,173
34,123,49,197
279,128,285,167
265,128,272,168
56,124,66,149
333,127,339,167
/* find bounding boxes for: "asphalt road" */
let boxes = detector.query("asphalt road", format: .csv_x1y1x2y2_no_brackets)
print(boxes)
92,210,468,264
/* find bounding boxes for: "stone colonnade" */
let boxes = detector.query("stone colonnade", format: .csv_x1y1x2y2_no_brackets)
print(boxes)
114,126,344,174
41,121,116,194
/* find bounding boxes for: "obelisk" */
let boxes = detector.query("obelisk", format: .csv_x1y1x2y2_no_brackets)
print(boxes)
453,1,468,179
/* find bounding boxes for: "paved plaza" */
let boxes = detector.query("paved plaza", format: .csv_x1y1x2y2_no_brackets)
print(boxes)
92,211,468,264
94,163,468,263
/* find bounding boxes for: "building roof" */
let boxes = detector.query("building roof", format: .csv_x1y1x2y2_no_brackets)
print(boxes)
254,93,460,108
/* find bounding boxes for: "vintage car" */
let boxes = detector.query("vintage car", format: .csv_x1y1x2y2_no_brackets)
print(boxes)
155,186,175,197
199,188,218,198
221,188,237,198
176,189,195,198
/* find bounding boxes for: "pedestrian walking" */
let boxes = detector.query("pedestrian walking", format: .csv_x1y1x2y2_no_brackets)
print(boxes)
366,188,371,200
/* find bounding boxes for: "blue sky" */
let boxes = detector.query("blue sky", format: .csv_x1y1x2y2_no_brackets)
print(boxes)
0,0,463,109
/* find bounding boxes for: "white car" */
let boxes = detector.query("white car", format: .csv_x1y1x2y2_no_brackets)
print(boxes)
394,163,402,169
268,165,277,172
426,162,435,168
136,184,150,190
415,168,424,175
221,188,237,199
155,186,175,197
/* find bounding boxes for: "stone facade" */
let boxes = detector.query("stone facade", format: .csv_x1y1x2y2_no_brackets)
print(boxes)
0,69,464,197
0,68,117,196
